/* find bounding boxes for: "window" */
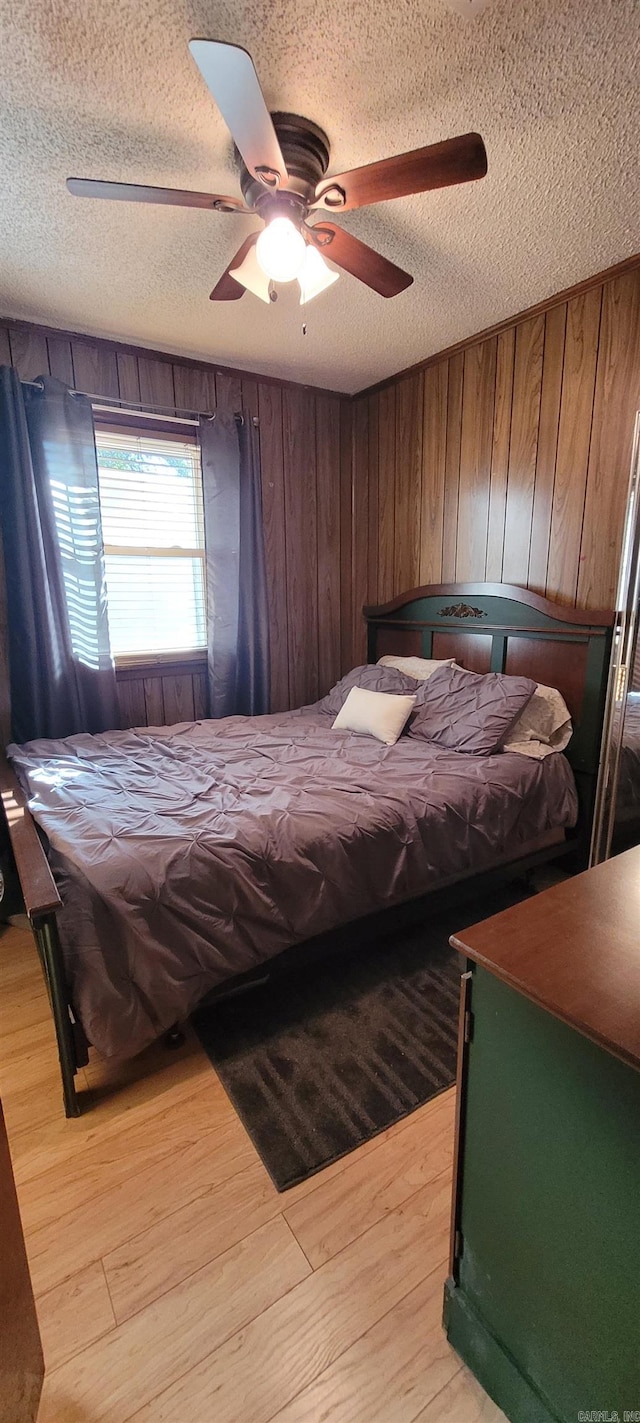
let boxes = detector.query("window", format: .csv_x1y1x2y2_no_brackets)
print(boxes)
95,425,206,660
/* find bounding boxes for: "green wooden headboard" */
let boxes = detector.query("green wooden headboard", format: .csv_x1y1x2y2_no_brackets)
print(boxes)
364,583,614,853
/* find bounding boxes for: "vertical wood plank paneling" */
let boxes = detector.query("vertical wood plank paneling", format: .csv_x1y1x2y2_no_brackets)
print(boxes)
455,339,496,581
316,394,342,693
143,678,165,726
192,671,209,720
241,378,260,424
137,357,175,410
3,257,639,741
46,336,74,385
366,394,380,605
441,352,464,581
501,316,544,583
339,400,354,673
393,375,423,594
0,318,347,727
215,370,243,414
70,339,120,399
161,675,195,724
419,361,448,584
527,303,567,593
377,385,396,601
546,287,602,603
8,328,49,380
351,397,369,665
484,327,516,580
258,383,289,711
117,680,146,729
283,388,318,707
172,364,216,414
116,352,141,402
578,271,640,610
354,267,639,623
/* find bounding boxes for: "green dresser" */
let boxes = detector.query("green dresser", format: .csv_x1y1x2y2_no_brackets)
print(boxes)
445,848,640,1422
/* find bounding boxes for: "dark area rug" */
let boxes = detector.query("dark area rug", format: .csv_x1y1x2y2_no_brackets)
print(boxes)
192,883,529,1190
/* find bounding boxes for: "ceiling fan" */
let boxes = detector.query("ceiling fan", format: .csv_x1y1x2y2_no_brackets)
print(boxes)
67,40,488,307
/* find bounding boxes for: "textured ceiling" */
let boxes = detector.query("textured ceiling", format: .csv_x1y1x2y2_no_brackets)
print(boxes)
0,0,639,394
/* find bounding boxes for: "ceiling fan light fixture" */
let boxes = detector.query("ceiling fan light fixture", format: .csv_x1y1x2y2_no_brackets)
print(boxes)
256,216,306,283
69,40,488,310
229,242,272,303
298,245,339,305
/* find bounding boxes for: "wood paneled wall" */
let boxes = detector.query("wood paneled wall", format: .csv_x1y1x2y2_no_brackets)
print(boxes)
348,265,640,666
2,257,640,736
0,320,350,733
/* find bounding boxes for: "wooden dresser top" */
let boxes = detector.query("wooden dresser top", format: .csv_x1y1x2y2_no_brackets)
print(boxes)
451,846,640,1072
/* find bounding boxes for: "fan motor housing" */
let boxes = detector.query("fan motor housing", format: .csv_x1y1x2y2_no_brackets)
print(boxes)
239,113,330,212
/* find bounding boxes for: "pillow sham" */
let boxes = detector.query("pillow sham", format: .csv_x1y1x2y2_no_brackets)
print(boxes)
319,663,419,716
332,687,417,746
409,664,536,755
377,655,457,681
503,683,573,759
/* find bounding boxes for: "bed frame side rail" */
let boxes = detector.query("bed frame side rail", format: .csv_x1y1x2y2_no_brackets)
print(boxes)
0,752,83,1117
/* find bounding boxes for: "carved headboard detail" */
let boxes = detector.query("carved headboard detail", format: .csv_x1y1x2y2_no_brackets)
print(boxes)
439,603,487,620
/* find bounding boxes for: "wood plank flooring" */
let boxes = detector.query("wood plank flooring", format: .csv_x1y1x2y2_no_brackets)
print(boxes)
0,921,506,1423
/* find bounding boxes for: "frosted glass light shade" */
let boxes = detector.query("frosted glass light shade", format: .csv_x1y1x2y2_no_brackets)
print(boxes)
298,245,340,304
256,217,306,283
229,244,271,303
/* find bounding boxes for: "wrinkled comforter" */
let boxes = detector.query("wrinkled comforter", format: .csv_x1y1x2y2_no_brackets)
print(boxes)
9,706,578,1059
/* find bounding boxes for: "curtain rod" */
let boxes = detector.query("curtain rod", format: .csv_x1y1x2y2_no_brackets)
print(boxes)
20,379,258,425
21,377,213,421
91,401,208,429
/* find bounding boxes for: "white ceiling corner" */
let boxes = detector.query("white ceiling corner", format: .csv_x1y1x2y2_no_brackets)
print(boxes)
0,0,638,394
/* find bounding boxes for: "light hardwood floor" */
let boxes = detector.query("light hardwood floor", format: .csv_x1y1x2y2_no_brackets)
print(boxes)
0,920,506,1423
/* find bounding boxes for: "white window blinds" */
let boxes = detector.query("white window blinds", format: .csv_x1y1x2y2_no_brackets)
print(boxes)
95,427,207,659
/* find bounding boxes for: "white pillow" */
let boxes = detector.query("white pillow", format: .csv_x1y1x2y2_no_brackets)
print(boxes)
332,687,416,745
503,683,573,759
377,655,457,681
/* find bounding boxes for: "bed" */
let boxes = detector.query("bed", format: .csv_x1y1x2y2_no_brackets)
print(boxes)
0,583,613,1116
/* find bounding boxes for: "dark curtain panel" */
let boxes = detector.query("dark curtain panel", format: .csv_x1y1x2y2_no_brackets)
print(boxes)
199,410,270,717
0,368,119,744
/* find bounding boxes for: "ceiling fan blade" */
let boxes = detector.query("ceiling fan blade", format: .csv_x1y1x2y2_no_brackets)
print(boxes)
210,233,260,301
313,132,487,212
67,178,246,212
189,40,287,189
306,223,412,298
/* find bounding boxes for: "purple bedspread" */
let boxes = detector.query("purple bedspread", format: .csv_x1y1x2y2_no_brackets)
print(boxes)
9,707,578,1060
